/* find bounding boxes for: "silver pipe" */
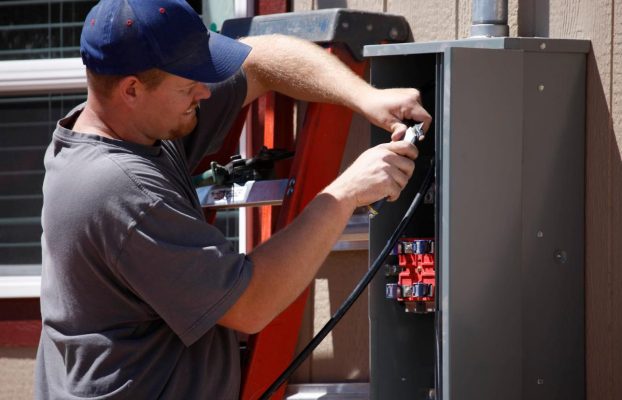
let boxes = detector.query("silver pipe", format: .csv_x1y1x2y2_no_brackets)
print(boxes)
470,0,509,37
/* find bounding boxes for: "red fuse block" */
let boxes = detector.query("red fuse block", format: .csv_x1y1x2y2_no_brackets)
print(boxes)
396,238,435,313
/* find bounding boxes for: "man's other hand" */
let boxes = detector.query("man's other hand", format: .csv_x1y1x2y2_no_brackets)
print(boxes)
358,87,432,141
323,140,418,209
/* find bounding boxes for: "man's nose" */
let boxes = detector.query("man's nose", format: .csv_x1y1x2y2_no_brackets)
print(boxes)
195,83,211,101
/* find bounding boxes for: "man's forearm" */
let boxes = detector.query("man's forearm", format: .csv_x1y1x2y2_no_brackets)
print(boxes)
240,34,432,137
218,188,356,334
240,34,372,113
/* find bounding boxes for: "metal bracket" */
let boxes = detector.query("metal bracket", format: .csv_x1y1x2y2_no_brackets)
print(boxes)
197,179,289,210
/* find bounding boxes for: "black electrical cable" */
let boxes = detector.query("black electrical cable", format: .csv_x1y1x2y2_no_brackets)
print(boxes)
258,160,436,400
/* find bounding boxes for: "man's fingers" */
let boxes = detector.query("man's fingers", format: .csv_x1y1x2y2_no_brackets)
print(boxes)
384,140,419,161
397,88,432,133
386,153,415,179
386,179,404,202
409,106,433,133
390,165,412,189
391,123,407,141
421,111,433,133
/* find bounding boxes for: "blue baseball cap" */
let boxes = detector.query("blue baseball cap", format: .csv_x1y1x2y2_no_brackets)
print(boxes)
80,0,251,83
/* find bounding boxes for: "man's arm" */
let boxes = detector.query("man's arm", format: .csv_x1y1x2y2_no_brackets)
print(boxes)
218,34,429,333
239,34,432,139
218,140,418,333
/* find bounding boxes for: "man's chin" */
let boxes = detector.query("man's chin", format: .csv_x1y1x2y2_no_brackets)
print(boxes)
168,119,198,140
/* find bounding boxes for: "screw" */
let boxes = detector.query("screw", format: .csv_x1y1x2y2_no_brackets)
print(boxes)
389,27,399,40
537,231,544,238
341,21,349,29
554,250,567,264
537,378,544,385
540,42,546,50
538,84,545,92
366,24,373,32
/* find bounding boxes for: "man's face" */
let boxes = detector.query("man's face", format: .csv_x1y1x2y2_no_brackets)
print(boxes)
137,72,211,141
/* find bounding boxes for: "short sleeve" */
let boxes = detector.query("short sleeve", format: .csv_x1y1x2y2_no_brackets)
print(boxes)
113,200,253,346
182,68,248,171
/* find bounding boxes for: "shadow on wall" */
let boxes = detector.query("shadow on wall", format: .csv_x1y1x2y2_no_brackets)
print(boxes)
291,251,370,383
584,47,620,400
518,0,549,37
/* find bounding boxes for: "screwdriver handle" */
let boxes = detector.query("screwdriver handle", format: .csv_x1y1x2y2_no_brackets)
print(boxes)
368,123,425,218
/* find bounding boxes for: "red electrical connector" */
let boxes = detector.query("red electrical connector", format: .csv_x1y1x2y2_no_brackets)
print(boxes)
386,238,436,313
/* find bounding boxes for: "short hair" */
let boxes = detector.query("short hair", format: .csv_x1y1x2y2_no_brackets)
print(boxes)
86,68,167,98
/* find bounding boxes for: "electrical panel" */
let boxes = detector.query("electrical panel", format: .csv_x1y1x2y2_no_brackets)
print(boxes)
365,38,588,400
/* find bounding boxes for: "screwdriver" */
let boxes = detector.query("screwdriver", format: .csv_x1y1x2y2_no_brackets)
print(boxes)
368,122,425,217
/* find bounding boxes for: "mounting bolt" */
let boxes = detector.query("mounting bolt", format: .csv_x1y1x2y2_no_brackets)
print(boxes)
540,42,546,50
286,178,296,196
537,231,544,238
538,84,545,92
537,378,544,385
341,21,349,29
554,250,568,264
389,27,399,40
366,23,373,32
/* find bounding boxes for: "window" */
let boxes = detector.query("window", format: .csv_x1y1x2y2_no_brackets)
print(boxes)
0,1,247,297
0,92,86,277
0,0,96,61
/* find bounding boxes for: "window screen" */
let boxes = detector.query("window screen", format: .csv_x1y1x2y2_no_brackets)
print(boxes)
0,0,203,61
0,93,87,276
0,0,96,61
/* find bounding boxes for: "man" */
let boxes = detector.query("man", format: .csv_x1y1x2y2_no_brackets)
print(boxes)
36,0,431,398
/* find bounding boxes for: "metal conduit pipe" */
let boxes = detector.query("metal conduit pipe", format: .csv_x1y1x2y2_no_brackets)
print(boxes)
471,0,509,37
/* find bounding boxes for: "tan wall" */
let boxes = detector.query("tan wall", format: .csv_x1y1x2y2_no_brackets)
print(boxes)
0,347,36,400
293,0,622,398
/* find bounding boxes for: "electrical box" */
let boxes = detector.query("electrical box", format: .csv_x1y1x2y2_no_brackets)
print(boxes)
365,38,589,400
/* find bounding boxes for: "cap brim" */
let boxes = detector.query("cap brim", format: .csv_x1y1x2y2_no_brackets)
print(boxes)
163,31,251,83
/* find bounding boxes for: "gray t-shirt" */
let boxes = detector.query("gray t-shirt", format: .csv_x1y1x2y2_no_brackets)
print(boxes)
35,71,253,399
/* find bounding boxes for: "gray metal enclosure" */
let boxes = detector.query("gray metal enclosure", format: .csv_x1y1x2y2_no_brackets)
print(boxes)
364,38,589,400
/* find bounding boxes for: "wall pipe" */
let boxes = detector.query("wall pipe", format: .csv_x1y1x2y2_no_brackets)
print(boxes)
471,0,509,37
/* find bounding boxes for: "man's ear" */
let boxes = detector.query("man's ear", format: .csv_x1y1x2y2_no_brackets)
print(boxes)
117,75,142,107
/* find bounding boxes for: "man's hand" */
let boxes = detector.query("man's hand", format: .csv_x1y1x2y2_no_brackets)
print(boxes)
358,87,432,141
322,140,418,209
